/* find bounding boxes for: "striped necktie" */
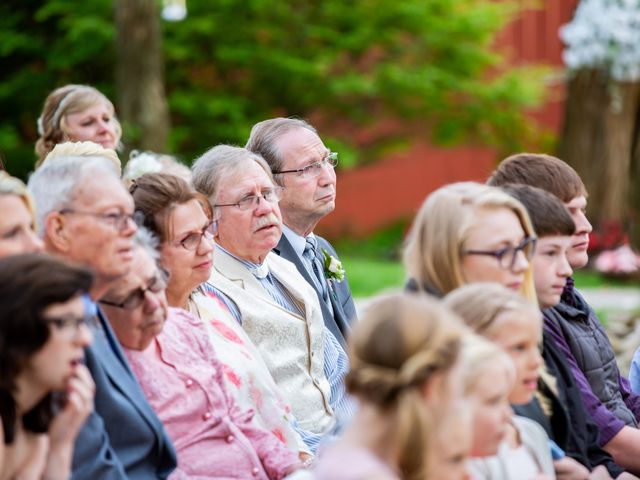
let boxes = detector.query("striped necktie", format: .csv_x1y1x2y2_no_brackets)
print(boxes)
303,236,330,305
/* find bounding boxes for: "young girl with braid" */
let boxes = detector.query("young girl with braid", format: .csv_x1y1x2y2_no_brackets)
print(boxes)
459,330,554,479
313,292,469,480
446,283,628,480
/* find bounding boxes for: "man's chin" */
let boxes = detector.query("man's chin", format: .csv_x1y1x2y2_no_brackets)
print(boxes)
568,252,589,270
317,202,335,218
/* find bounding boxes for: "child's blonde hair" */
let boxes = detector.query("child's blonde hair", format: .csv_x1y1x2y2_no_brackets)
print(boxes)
347,292,467,480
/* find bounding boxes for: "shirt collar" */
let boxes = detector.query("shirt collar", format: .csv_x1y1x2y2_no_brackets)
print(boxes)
282,224,315,259
216,244,270,278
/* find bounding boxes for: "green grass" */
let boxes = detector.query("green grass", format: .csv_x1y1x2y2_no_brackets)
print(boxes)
341,255,405,297
572,269,639,289
342,254,639,298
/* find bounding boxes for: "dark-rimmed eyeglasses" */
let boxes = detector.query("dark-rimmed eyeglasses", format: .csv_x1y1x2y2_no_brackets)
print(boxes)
214,186,283,211
273,152,338,179
59,209,135,233
462,236,537,271
99,269,168,310
45,314,99,337
174,220,218,251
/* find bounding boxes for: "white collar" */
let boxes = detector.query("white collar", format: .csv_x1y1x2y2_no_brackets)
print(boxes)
282,224,316,259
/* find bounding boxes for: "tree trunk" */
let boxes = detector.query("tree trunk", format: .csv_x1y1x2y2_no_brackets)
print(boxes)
630,101,640,249
601,81,640,221
558,69,640,230
114,0,169,156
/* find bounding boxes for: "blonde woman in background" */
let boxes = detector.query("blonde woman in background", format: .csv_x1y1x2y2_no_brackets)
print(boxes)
35,84,121,167
314,292,470,480
0,171,44,257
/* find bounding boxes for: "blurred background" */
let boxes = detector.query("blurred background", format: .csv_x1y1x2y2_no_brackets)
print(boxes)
1,0,639,304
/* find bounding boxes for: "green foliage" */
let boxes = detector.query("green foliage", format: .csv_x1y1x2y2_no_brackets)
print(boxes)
340,254,405,297
335,219,410,260
1,0,546,179
0,0,115,178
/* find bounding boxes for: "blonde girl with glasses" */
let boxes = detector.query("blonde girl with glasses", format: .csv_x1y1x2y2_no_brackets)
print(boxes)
403,181,537,302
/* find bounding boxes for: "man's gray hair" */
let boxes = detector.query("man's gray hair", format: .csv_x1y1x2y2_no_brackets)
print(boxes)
245,117,316,175
28,155,121,235
191,144,273,207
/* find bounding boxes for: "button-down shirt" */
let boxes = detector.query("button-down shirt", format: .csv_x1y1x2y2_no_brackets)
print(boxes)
124,308,298,479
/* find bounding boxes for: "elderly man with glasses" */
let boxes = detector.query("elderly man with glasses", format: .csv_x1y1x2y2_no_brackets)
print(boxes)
246,118,356,349
192,145,355,453
28,145,176,479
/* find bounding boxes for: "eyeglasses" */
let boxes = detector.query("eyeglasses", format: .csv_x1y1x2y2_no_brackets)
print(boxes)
59,209,135,233
273,152,338,179
175,220,218,250
45,314,99,337
214,186,283,211
99,269,168,310
462,236,537,271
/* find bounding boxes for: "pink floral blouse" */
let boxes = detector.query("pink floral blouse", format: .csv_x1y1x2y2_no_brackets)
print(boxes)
124,308,299,480
191,288,305,452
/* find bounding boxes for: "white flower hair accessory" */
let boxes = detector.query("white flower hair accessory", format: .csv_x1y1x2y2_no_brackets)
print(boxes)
321,248,345,282
124,150,163,181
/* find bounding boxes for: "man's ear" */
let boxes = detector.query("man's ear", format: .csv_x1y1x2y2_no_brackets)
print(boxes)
44,212,72,253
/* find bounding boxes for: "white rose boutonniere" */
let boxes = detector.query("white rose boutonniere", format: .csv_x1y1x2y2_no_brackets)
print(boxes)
321,248,345,282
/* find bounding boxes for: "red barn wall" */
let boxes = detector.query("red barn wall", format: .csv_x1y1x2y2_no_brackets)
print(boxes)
317,0,580,240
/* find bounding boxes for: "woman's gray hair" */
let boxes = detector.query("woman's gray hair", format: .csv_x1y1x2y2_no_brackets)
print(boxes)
191,144,273,207
27,155,121,235
132,225,161,266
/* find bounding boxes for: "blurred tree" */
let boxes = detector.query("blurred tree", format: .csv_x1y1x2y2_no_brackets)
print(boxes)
558,0,640,246
115,0,169,156
0,0,545,179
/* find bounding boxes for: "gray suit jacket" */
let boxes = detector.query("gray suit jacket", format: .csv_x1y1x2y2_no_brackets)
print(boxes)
71,309,176,479
274,234,356,347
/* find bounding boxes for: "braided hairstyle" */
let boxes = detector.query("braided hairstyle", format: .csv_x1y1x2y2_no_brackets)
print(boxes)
346,292,466,480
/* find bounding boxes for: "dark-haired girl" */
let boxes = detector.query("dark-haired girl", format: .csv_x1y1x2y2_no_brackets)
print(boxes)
0,253,95,479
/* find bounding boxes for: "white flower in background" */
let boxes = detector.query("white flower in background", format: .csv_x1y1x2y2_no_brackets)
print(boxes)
560,0,640,81
124,151,163,181
162,0,187,21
